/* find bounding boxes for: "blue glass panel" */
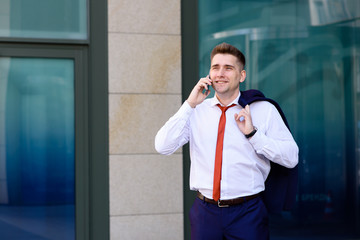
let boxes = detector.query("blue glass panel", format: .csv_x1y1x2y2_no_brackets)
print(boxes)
0,0,87,40
198,0,360,238
0,57,75,239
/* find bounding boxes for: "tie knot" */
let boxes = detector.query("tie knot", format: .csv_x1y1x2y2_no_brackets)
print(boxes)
217,103,236,113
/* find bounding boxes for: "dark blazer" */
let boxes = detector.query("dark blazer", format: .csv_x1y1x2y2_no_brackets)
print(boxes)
238,89,298,213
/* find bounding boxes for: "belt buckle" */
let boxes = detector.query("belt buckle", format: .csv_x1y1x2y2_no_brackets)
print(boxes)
217,200,229,208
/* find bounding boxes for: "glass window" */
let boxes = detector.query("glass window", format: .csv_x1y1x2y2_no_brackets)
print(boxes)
198,0,360,238
0,0,87,40
0,57,75,239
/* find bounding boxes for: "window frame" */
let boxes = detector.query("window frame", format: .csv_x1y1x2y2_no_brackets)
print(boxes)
0,0,109,239
181,0,199,239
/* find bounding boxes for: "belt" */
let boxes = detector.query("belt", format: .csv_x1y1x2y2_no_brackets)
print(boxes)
197,192,261,207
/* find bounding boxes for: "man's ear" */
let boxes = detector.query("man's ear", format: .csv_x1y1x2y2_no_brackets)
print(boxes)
239,70,246,83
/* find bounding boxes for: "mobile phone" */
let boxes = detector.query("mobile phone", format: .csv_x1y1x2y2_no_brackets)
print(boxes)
207,74,212,90
203,74,211,94
204,85,211,95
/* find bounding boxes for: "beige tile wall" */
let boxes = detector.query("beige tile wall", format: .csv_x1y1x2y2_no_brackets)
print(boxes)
108,0,183,239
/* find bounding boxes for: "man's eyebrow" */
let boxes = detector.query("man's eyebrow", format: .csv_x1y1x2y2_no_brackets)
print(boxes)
211,64,235,68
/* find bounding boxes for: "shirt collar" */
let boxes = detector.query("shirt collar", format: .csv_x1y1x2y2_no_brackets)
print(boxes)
210,92,241,107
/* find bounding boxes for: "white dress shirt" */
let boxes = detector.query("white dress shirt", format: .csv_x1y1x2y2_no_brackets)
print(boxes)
155,93,298,200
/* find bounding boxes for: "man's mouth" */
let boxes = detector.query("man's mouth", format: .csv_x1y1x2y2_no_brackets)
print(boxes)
215,80,228,84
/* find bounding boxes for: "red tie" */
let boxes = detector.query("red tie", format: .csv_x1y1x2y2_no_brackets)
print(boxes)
213,103,236,201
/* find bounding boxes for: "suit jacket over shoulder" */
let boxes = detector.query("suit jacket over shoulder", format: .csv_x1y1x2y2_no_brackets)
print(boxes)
239,89,298,214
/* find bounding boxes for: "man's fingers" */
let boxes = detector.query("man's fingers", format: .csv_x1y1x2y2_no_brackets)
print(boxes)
201,76,212,87
234,113,245,122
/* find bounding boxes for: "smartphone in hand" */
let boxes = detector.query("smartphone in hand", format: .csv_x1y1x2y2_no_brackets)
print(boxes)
204,75,212,95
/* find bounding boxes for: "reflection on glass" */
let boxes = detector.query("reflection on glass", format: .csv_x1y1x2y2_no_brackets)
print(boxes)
0,57,75,239
198,0,360,238
309,0,360,26
0,0,87,40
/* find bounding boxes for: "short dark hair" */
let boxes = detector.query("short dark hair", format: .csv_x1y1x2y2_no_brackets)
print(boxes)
210,42,246,69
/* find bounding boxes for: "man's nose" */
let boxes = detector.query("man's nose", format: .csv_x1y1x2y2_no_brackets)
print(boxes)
218,68,225,76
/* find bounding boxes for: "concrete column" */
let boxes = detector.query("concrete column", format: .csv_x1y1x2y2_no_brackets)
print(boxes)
108,1,183,239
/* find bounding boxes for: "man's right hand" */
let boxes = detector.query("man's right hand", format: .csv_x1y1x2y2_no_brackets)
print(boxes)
186,76,212,108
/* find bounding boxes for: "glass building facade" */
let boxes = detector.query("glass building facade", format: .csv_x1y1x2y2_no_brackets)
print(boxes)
0,0,108,239
195,0,360,239
0,0,82,236
0,57,75,239
0,0,87,39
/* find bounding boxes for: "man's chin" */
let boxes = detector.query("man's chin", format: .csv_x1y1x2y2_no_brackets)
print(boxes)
213,87,228,94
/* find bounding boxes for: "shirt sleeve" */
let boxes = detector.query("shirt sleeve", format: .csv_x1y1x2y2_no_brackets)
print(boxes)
249,104,299,168
155,101,194,155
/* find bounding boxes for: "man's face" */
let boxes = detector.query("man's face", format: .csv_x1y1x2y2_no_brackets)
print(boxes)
209,53,245,98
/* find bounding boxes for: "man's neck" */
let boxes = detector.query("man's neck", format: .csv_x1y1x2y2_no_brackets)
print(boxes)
215,91,240,106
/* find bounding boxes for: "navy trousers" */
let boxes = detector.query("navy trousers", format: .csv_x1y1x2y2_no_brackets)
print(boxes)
189,196,269,240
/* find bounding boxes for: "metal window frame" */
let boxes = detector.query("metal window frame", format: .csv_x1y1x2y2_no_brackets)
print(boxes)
181,0,198,239
0,0,109,238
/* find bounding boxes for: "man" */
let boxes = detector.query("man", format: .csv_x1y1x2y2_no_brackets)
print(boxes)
155,43,298,239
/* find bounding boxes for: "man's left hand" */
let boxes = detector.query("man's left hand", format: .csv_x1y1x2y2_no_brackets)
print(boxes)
234,105,255,136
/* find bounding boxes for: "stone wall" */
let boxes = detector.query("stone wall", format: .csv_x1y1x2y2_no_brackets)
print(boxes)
108,0,183,239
